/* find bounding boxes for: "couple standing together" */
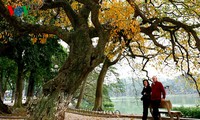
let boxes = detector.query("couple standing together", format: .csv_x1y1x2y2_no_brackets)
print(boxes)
141,76,166,120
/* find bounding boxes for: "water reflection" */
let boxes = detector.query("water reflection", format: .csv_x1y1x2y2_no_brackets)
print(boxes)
111,94,199,115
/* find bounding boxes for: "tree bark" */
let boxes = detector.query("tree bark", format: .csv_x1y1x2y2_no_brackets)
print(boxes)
93,59,110,111
29,67,93,120
25,69,36,105
93,52,121,111
14,62,24,108
29,89,65,120
75,78,87,109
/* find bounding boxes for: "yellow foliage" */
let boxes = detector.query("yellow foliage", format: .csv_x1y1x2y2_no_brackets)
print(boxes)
30,33,54,44
39,38,47,44
43,34,48,38
71,1,81,11
31,37,37,44
48,34,54,38
55,21,61,27
100,0,145,59
31,33,49,44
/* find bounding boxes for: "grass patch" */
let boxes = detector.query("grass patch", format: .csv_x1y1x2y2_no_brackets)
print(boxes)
172,106,200,118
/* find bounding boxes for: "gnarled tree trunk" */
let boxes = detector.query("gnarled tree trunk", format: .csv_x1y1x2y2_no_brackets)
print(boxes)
29,26,109,119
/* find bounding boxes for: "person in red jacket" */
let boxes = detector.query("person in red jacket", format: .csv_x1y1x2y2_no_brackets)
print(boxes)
151,76,166,120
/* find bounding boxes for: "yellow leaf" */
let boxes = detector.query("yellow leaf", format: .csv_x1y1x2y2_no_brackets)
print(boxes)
31,38,37,44
40,38,47,44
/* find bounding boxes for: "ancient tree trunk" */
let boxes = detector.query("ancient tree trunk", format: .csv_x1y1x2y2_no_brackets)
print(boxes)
29,90,65,120
25,70,35,105
93,59,110,111
75,79,87,109
30,31,108,119
14,62,24,108
29,67,93,120
29,28,102,120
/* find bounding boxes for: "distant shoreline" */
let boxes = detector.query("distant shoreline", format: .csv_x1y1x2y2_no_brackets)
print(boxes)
110,94,199,114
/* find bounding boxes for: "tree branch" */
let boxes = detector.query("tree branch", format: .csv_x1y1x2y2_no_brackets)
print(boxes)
0,0,72,44
140,27,166,49
126,0,150,24
161,17,200,51
40,0,79,29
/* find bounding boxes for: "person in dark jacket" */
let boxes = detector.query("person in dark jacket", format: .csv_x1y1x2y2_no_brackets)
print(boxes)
141,79,151,120
151,76,166,120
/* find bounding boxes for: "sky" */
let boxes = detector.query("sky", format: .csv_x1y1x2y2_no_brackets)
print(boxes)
108,57,181,83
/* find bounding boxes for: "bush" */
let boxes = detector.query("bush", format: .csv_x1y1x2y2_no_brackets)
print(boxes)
173,106,200,118
103,102,114,111
103,102,114,107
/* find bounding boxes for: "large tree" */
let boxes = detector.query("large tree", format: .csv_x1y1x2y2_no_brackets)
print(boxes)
126,0,200,95
0,0,109,119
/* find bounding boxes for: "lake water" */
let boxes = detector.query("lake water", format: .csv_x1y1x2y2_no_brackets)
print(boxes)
110,94,199,115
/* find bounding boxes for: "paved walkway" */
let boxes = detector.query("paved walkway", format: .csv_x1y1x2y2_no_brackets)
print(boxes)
65,112,135,120
0,113,136,120
0,113,198,120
